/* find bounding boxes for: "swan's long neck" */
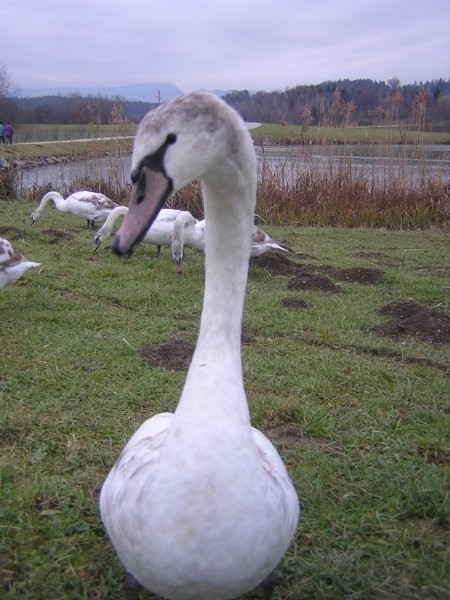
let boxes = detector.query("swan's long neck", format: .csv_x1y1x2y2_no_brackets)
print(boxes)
100,206,128,238
171,212,194,262
38,192,65,214
173,212,194,241
176,146,257,424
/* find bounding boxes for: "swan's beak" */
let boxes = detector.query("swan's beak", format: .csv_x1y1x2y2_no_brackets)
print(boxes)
175,259,183,274
93,237,101,252
113,167,173,256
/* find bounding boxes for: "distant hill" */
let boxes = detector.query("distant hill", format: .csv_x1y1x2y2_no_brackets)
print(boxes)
13,82,185,102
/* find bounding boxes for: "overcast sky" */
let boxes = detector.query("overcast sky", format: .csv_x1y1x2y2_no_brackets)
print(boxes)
2,0,449,93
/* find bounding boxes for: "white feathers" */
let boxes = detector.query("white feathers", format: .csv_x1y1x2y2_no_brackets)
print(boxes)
0,236,41,289
30,190,118,228
100,91,299,600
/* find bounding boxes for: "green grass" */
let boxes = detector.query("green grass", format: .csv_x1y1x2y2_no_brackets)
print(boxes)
252,124,450,145
0,137,134,162
1,122,449,166
0,201,449,599
13,123,138,144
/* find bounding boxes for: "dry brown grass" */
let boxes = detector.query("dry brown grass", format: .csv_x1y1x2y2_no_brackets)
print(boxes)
2,144,448,230
254,155,449,229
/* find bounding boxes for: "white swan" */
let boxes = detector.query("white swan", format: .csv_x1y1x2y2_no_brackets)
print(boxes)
100,91,299,599
171,214,287,273
93,205,187,259
30,191,119,228
250,225,288,256
0,236,41,289
171,212,205,273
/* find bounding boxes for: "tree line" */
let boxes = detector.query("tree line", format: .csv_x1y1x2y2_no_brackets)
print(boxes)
1,68,449,130
224,78,450,130
0,93,157,126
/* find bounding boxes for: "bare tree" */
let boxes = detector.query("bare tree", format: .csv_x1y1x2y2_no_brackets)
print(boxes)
0,61,14,98
388,77,401,91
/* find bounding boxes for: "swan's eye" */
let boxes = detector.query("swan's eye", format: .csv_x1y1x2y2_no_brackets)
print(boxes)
166,133,177,145
135,174,146,204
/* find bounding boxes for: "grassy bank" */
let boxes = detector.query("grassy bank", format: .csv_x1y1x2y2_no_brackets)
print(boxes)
252,124,450,145
0,201,449,599
11,123,137,144
0,137,134,162
0,122,449,165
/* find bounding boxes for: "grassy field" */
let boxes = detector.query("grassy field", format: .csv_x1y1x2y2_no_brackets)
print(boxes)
0,200,449,599
0,137,134,162
252,124,450,145
11,123,138,144
0,122,448,165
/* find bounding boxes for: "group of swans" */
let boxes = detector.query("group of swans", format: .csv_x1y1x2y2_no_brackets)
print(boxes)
100,91,299,599
2,191,116,289
0,236,41,289
93,203,287,273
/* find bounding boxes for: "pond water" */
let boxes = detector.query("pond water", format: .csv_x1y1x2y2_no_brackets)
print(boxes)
15,144,450,192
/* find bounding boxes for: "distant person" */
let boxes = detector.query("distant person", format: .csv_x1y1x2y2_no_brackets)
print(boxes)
0,122,4,143
4,122,14,144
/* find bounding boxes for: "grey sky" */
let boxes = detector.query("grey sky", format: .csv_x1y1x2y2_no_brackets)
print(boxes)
1,0,449,93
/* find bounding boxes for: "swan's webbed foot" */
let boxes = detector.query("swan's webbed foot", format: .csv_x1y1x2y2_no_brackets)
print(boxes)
124,571,143,600
261,571,277,600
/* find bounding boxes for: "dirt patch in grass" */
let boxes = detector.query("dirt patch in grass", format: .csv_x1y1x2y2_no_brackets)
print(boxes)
374,301,450,344
0,226,26,240
139,337,195,371
288,273,340,293
241,327,257,344
250,252,300,276
40,228,74,243
281,297,310,309
416,443,449,465
139,328,256,370
251,253,384,285
139,328,257,371
267,423,328,448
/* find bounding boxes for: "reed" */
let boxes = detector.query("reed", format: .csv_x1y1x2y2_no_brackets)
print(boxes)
1,140,448,230
253,147,448,229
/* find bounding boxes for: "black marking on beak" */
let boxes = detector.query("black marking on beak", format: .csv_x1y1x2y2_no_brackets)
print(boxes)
131,133,177,185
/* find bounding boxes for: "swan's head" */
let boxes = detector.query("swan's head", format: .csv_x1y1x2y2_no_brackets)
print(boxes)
30,210,38,225
113,91,254,256
93,227,108,251
171,238,184,274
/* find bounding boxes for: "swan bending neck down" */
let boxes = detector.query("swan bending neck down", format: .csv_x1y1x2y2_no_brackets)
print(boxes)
30,191,118,228
170,213,288,274
171,212,204,273
94,205,192,270
0,237,41,289
100,91,299,600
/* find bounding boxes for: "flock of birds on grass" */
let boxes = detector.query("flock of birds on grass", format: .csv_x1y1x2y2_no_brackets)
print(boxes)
2,91,299,600
1,178,287,287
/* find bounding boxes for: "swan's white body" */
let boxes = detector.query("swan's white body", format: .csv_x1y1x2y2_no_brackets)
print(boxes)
0,236,41,289
100,91,299,600
93,205,186,256
30,191,119,228
171,214,287,271
250,226,288,256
